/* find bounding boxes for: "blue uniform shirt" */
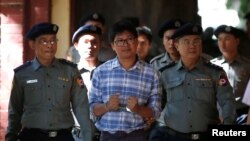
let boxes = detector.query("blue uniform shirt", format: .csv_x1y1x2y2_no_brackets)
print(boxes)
161,57,236,133
6,58,93,141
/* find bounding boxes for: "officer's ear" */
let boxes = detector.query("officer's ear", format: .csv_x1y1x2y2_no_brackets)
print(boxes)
110,42,115,51
73,42,78,50
28,40,35,50
235,37,240,47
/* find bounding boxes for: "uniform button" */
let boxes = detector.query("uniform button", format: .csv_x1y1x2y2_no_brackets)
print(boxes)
48,98,51,101
49,124,52,126
48,85,50,87
187,97,190,99
189,110,191,113
187,83,190,85
46,73,49,76
49,109,52,112
190,125,192,128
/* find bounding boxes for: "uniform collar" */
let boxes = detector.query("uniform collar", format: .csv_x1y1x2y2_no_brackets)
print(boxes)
32,57,58,71
77,60,100,72
160,53,173,63
175,57,203,71
221,54,241,64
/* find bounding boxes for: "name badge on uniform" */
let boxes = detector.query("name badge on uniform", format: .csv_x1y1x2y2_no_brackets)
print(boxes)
58,76,69,82
195,78,211,81
26,79,38,84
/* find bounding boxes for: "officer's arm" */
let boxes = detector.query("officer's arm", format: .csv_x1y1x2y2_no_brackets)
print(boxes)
6,75,23,141
71,71,93,141
216,72,236,124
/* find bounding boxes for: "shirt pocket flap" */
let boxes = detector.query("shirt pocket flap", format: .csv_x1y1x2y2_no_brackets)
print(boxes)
166,78,183,89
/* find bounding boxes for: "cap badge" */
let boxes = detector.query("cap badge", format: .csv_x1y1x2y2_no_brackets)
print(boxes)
175,21,181,27
53,25,58,32
192,26,198,33
90,26,97,31
93,13,99,20
225,26,231,32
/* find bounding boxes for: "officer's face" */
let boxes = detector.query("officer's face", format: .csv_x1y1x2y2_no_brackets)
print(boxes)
137,34,151,60
174,35,202,60
111,31,138,61
217,33,239,58
74,34,101,60
163,29,179,55
29,34,58,64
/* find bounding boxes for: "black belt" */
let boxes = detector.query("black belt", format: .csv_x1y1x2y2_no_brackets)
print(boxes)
165,126,207,140
22,127,72,138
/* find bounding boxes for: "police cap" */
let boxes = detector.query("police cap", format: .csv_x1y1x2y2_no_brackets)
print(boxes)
79,12,105,26
171,23,203,39
158,19,184,38
136,26,152,42
214,25,242,38
72,25,102,43
26,22,59,40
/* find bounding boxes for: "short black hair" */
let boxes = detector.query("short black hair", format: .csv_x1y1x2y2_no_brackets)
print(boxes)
109,20,138,43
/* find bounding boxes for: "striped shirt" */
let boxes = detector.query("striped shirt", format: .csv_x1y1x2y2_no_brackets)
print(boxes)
89,57,162,133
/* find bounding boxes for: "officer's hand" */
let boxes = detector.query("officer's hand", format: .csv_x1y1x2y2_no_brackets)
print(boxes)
127,96,138,112
106,93,120,111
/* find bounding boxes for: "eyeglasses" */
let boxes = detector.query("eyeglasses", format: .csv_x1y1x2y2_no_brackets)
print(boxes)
114,37,136,46
38,39,58,46
179,39,202,46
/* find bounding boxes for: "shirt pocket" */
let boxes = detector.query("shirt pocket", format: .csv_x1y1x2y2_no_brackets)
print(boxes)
166,78,184,102
193,81,214,103
54,81,71,105
24,83,43,106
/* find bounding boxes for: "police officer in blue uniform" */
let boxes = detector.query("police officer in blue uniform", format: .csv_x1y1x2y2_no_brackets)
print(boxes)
71,24,103,141
148,20,184,139
150,19,184,72
211,25,250,124
150,23,236,141
5,22,93,141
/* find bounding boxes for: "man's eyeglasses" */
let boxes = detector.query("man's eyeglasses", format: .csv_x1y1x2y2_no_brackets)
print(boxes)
38,39,58,46
179,39,202,46
114,37,136,46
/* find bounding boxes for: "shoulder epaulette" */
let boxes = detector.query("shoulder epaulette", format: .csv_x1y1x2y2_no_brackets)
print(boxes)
79,67,89,74
159,62,176,72
210,56,223,62
150,53,165,63
204,61,223,70
58,59,77,68
14,61,32,72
